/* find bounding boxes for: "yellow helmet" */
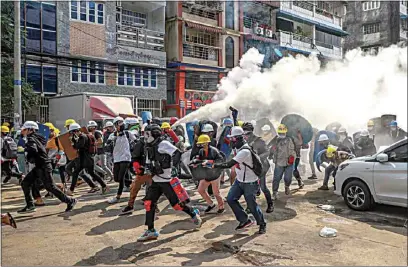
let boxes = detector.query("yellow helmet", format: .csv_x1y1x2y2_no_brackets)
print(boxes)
2,122,10,127
367,120,374,127
1,126,10,133
277,124,288,134
326,145,337,158
64,119,76,127
197,134,211,145
54,128,60,135
238,121,244,127
44,122,55,130
161,122,171,129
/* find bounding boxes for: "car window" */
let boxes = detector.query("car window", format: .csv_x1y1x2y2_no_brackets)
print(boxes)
387,144,408,162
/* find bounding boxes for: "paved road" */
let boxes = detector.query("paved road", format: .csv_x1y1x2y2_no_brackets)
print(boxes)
1,172,407,266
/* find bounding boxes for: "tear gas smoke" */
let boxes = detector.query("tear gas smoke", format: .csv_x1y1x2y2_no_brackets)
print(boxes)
177,46,407,132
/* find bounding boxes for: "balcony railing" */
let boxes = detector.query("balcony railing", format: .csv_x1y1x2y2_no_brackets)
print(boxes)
401,2,407,16
183,1,223,12
280,1,342,28
183,43,219,61
116,23,165,51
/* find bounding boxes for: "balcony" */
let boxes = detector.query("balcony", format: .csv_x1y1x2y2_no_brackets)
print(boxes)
243,16,278,41
401,2,407,16
182,2,219,26
183,1,223,12
280,1,342,29
116,23,165,51
182,43,219,67
279,31,342,59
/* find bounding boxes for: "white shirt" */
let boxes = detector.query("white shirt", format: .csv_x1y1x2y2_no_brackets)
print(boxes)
152,140,178,183
233,145,258,183
110,131,136,163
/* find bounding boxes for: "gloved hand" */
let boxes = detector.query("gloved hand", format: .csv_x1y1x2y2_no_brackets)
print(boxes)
202,160,214,168
288,155,295,165
171,166,178,178
133,162,143,175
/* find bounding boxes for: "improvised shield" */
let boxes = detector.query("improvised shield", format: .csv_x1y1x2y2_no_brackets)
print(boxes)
141,111,152,124
316,149,329,172
325,122,342,133
186,122,196,145
189,152,225,182
313,130,337,162
254,117,277,137
38,124,51,141
281,114,313,145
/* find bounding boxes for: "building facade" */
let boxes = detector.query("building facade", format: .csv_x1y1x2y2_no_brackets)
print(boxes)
343,1,407,53
21,0,167,121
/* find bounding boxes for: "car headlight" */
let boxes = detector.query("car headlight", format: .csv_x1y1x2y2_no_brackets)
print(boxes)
339,163,349,171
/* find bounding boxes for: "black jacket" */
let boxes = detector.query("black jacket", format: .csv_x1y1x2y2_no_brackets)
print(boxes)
25,132,51,168
197,146,223,161
338,137,355,154
71,133,93,167
355,137,376,157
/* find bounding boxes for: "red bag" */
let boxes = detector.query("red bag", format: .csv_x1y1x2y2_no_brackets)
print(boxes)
288,155,295,165
170,177,190,204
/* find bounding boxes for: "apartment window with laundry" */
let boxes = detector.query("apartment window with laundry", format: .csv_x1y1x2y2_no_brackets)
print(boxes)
225,0,235,30
225,37,235,68
71,60,105,84
362,1,380,11
363,23,380,34
70,1,104,24
117,65,157,88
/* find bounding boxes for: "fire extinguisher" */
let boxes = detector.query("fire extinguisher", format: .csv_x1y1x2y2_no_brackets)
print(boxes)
170,177,190,204
166,129,180,144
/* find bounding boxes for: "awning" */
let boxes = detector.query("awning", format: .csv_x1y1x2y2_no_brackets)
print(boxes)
92,112,115,121
185,21,226,34
245,34,279,43
89,96,135,118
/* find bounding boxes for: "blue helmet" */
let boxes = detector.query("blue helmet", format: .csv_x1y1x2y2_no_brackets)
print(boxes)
389,120,398,127
222,118,233,126
191,119,199,126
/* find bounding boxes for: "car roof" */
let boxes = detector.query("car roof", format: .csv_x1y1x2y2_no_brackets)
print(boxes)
383,138,407,152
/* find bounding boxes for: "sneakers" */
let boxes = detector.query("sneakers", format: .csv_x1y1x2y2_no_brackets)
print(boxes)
88,187,100,193
66,189,74,196
258,224,266,234
272,192,278,200
266,203,274,213
298,180,305,189
17,206,36,214
120,205,134,216
235,219,254,231
318,185,329,190
204,204,216,213
108,197,120,204
284,186,290,195
137,229,159,242
65,199,78,212
101,186,110,195
155,206,160,214
192,209,202,228
3,177,11,184
34,198,45,207
217,208,225,214
308,174,318,180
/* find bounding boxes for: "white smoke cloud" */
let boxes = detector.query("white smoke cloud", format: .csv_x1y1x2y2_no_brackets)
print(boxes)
177,46,407,133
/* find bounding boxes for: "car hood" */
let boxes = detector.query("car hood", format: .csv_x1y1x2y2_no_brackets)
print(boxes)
348,156,374,162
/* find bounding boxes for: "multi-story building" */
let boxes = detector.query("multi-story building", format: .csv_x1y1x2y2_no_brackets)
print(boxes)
21,0,167,121
164,0,240,117
343,1,407,53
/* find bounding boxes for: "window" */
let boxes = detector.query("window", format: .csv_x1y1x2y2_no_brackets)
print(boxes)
136,99,161,118
362,1,381,11
362,46,379,55
166,72,176,105
117,65,158,88
316,30,341,48
363,23,380,34
26,65,42,93
71,60,105,84
225,0,234,30
70,1,104,24
121,9,146,27
24,64,57,94
387,144,408,162
185,73,219,91
225,37,235,68
43,66,57,94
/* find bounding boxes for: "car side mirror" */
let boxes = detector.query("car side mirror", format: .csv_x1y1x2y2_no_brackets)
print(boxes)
376,153,388,163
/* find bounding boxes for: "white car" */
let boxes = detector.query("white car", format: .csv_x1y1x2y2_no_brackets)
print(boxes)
334,139,407,211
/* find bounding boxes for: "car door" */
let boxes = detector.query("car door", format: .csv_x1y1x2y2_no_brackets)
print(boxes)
373,143,408,206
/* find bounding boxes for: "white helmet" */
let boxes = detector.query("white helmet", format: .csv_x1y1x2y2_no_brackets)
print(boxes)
201,124,214,133
261,125,271,132
360,129,369,137
87,120,98,128
104,121,114,128
69,123,81,132
318,134,329,142
21,121,39,130
113,116,124,125
124,117,139,125
338,127,347,134
228,126,244,138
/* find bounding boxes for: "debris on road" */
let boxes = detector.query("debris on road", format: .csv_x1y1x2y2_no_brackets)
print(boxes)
319,227,338,238
317,204,335,212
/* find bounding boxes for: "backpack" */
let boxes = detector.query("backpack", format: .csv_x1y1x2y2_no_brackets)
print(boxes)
2,137,18,159
86,134,97,155
125,131,135,152
241,147,263,177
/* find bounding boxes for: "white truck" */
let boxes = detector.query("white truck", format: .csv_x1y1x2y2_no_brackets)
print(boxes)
49,92,138,131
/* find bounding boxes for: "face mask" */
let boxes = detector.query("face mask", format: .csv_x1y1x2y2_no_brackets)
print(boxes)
390,126,397,131
338,135,346,142
367,126,374,131
144,131,155,144
119,124,125,131
278,134,286,138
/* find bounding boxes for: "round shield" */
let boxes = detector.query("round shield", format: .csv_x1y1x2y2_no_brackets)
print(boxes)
254,117,277,137
281,114,313,145
325,122,342,133
313,130,337,162
316,149,329,172
189,152,225,182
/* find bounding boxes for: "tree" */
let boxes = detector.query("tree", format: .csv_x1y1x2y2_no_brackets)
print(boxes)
1,1,39,118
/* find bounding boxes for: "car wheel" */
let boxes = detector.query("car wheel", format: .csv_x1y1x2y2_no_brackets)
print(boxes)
343,180,372,211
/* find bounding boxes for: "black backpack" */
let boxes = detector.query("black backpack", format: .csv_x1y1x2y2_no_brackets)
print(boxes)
2,137,18,159
241,147,263,177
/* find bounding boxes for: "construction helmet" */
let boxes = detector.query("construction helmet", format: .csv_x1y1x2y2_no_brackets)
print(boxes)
237,121,244,127
277,124,288,134
367,120,374,127
69,123,81,132
64,119,76,127
197,134,211,144
360,129,369,137
161,122,171,129
21,121,39,130
44,122,55,130
1,126,10,133
326,145,337,158
318,134,329,142
2,122,10,127
125,117,139,126
262,125,271,132
228,126,245,138
389,120,398,127
338,127,347,134
87,120,98,128
201,124,214,133
113,116,124,125
222,118,233,126
104,121,114,128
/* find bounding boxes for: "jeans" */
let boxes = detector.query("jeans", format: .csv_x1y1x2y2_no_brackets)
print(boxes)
308,149,316,175
113,161,130,197
227,180,266,226
272,165,294,193
323,164,336,186
22,166,73,207
94,154,113,179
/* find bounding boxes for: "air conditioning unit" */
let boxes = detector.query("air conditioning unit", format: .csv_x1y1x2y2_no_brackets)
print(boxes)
265,28,273,38
253,24,264,36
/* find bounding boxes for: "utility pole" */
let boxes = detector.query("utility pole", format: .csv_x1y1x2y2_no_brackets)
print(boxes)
14,0,22,130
